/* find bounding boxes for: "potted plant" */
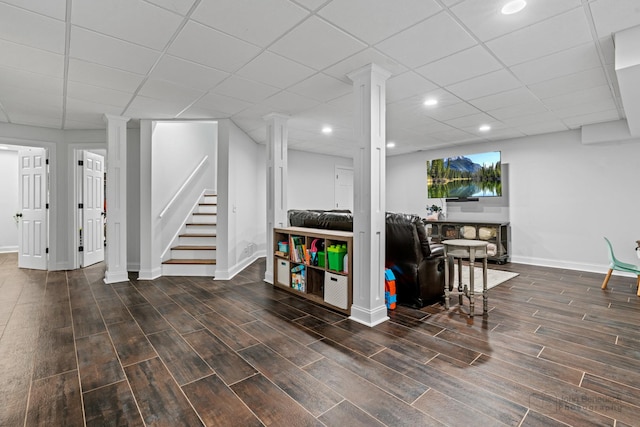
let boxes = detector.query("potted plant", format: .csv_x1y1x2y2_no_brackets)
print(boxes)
426,204,445,220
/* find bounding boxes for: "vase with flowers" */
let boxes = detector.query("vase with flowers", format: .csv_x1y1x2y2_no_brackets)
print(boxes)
426,204,445,220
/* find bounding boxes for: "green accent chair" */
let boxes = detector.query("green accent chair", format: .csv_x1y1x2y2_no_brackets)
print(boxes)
601,237,640,296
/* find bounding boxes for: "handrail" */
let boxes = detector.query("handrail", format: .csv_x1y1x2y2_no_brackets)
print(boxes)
159,155,208,218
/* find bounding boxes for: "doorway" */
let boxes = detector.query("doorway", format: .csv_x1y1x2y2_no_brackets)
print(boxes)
17,146,49,270
74,149,106,268
334,166,354,211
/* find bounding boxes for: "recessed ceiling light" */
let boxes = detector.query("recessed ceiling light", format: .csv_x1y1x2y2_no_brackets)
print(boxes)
386,141,396,148
423,98,438,107
321,126,332,134
479,125,491,132
501,0,526,15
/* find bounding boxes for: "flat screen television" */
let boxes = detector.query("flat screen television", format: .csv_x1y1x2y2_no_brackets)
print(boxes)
427,150,502,200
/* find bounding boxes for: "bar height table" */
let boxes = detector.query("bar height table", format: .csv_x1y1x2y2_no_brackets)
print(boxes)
443,239,489,317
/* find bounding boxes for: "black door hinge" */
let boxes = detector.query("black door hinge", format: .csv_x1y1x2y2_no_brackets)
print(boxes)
79,246,84,252
78,203,83,209
46,203,49,209
46,159,49,165
46,248,49,254
78,160,83,166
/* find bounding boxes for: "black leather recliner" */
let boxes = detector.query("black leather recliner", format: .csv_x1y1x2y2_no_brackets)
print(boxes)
288,209,446,308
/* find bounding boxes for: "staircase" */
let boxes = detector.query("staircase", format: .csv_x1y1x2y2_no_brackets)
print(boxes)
162,193,217,276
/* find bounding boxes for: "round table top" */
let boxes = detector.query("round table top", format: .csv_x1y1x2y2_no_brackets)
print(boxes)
442,239,489,248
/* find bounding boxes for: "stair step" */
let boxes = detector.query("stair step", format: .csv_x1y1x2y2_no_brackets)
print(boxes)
171,245,216,250
162,259,216,265
179,233,216,238
199,203,217,206
193,212,216,215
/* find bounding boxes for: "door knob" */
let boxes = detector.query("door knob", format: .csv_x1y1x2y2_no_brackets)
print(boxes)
16,213,22,218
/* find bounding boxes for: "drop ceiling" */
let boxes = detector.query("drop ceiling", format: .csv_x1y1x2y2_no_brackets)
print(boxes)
0,0,638,156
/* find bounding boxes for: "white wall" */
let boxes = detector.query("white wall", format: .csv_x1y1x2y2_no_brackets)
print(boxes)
0,149,18,252
387,129,640,273
288,149,353,210
152,121,218,256
228,120,266,268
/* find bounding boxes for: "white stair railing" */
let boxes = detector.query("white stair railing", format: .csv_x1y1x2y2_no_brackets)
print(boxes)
159,155,208,219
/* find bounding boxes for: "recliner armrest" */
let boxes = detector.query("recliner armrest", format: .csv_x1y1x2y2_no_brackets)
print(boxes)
428,244,444,258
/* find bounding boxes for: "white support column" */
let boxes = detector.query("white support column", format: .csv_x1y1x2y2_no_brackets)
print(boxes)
347,64,391,327
137,120,161,280
264,113,289,284
103,114,130,284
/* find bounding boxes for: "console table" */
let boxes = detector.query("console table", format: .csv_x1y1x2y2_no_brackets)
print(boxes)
426,220,510,264
443,239,489,317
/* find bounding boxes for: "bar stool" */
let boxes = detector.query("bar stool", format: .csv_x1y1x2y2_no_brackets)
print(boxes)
443,239,489,317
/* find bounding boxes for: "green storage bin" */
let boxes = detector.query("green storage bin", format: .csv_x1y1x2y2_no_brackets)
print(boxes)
328,244,347,272
318,251,325,268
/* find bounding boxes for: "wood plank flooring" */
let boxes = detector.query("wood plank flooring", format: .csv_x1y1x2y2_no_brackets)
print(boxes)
1,252,639,426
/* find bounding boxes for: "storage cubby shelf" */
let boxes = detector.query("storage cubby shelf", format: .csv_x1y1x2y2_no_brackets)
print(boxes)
273,226,353,314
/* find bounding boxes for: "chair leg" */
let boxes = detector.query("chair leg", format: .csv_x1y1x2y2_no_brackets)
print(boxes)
601,269,613,290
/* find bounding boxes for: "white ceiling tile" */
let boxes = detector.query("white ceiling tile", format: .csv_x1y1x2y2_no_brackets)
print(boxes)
517,121,569,135
451,0,581,42
502,111,562,127
145,0,198,16
541,85,614,110
192,92,252,116
552,97,618,119
291,0,327,11
598,36,615,65
416,45,503,87
486,8,593,66
192,0,308,47
446,69,522,100
590,0,640,38
177,105,229,120
386,71,438,103
64,97,124,125
1,0,66,20
66,81,132,108
0,66,62,96
288,73,353,102
138,79,204,106
429,128,476,142
0,39,63,77
528,68,608,100
487,101,550,121
262,91,320,113
168,21,261,72
212,76,280,103
269,16,367,71
375,12,477,68
562,109,621,128
323,48,407,82
236,51,316,89
318,0,441,44
0,2,65,53
71,0,183,50
70,27,161,75
470,87,540,111
425,102,481,122
151,55,229,92
125,95,186,118
509,42,601,85
445,112,497,129
232,117,265,133
67,59,144,93
247,127,267,144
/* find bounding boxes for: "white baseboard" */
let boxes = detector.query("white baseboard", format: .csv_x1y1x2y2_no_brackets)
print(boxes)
0,246,17,253
214,250,266,281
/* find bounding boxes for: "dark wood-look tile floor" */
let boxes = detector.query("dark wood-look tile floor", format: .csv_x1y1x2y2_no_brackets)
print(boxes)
1,252,639,426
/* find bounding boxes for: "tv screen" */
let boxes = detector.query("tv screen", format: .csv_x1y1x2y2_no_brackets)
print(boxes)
427,151,502,199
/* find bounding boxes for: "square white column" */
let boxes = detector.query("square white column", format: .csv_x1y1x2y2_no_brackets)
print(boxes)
264,113,289,283
347,64,391,327
103,114,130,284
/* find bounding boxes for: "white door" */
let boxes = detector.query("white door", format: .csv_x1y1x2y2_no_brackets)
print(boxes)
82,151,105,267
18,148,48,270
334,166,354,210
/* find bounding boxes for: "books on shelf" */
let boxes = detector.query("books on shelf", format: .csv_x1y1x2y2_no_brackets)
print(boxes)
290,264,305,292
289,236,309,264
